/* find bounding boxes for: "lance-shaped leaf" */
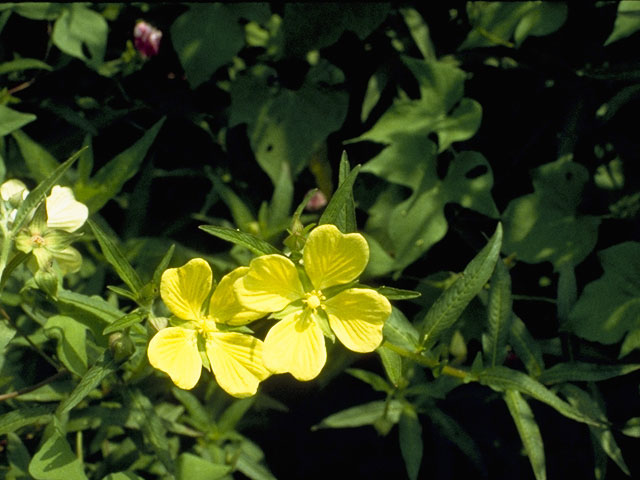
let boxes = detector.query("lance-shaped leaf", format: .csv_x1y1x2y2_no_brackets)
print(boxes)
0,406,54,436
377,344,403,387
505,390,546,480
0,105,36,136
483,259,513,366
312,400,404,430
538,362,640,385
319,158,360,233
509,316,544,376
199,225,281,255
29,418,88,480
478,366,604,428
561,384,630,476
176,453,231,480
399,407,423,480
420,223,502,349
88,219,144,294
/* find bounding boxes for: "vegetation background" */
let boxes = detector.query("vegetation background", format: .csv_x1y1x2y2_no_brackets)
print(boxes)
0,2,639,480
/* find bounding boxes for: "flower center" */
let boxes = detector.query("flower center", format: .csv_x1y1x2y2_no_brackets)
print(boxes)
303,291,325,311
31,234,46,247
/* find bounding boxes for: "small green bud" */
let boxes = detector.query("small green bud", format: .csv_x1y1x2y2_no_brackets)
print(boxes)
108,332,135,362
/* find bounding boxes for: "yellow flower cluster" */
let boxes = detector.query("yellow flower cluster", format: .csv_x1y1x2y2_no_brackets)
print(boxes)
147,224,392,397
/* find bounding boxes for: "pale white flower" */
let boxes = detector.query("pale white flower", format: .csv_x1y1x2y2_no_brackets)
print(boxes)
45,186,88,233
0,179,29,204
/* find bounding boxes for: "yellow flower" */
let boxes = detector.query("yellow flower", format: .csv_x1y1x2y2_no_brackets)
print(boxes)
234,224,391,381
147,258,270,397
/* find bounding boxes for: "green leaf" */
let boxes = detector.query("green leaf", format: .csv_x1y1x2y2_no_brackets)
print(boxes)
230,62,348,184
509,316,544,376
483,260,513,366
400,7,435,60
199,225,281,255
56,289,123,340
0,105,36,136
377,344,403,387
399,408,423,480
318,161,361,232
605,0,640,45
504,390,546,480
171,388,211,429
102,310,146,335
51,4,107,68
44,315,89,377
502,158,600,269
561,384,630,476
312,400,403,430
0,406,54,436
88,219,144,294
420,223,502,349
101,473,145,480
29,418,88,480
478,366,604,428
333,152,357,233
176,453,231,480
267,161,293,234
621,417,640,438
375,286,421,300
567,242,640,348
10,129,60,182
6,432,31,478
1,3,63,20
383,307,420,350
11,146,84,234
211,176,256,232
346,368,392,393
171,4,245,89
75,118,165,213
56,352,117,415
538,362,640,385
218,397,255,433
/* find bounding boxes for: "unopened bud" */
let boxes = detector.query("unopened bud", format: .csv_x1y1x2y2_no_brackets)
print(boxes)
134,21,162,58
109,332,135,362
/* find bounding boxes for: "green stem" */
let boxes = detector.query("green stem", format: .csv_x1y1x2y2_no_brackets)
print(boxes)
1,308,60,370
0,369,67,402
382,341,470,380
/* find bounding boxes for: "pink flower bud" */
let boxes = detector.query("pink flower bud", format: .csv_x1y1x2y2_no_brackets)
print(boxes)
305,190,328,211
134,21,162,58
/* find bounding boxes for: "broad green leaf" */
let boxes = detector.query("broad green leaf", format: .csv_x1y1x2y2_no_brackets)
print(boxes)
29,418,88,480
75,118,165,213
10,146,84,234
420,223,502,349
56,289,123,340
377,150,497,272
235,446,277,480
230,62,348,184
505,390,546,480
483,260,513,366
52,4,107,67
0,406,53,436
10,129,59,182
567,242,640,348
2,3,63,20
621,417,640,438
318,161,360,232
176,453,231,480
502,158,600,269
561,384,630,476
538,362,640,385
44,315,89,377
171,4,244,89
281,4,389,57
377,344,403,387
346,368,392,394
400,7,435,60
199,225,281,255
399,408,423,480
88,219,144,293
102,310,146,335
477,366,604,428
312,400,403,430
56,352,117,415
101,473,145,480
383,307,420,350
605,0,640,45
0,106,36,136
509,316,544,376
460,2,567,49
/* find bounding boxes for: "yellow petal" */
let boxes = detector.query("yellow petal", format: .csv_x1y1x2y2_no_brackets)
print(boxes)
209,267,265,325
160,258,211,320
235,254,304,313
206,332,270,398
325,288,391,352
147,327,201,389
46,186,89,232
303,224,369,291
263,310,326,381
